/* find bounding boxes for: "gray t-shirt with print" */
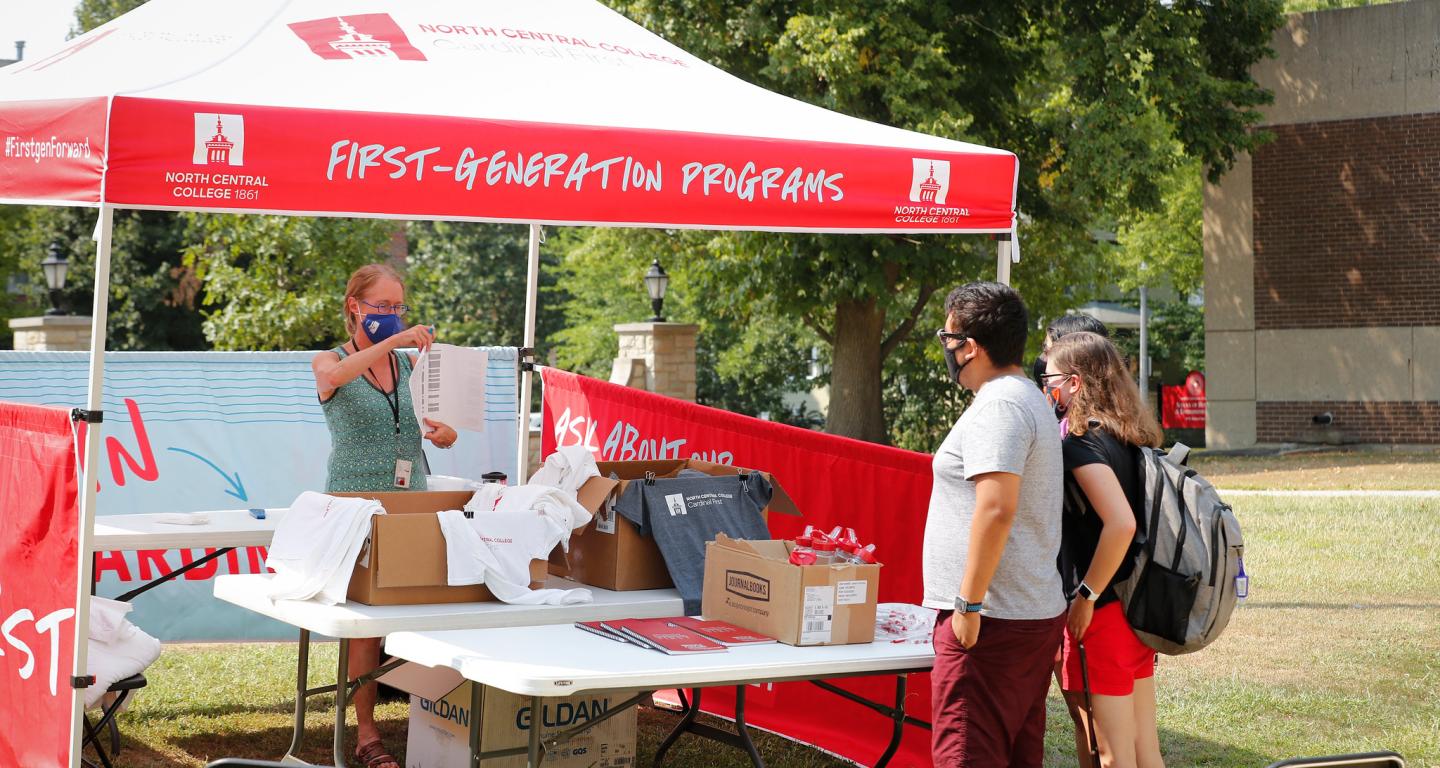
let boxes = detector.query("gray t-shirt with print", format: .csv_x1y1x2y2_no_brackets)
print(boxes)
921,374,1065,620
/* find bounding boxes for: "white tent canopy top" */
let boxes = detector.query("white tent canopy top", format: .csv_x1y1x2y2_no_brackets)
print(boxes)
0,0,1017,235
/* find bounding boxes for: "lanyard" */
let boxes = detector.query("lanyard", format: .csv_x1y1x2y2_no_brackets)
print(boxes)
383,351,400,435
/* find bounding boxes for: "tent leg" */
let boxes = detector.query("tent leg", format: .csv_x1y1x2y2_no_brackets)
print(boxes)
69,204,113,768
996,235,1012,286
516,224,542,482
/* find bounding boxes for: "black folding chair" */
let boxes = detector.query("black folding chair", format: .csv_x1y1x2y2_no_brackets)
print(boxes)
1266,752,1406,768
80,674,147,768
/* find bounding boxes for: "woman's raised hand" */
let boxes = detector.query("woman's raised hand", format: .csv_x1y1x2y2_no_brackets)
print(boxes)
389,324,436,354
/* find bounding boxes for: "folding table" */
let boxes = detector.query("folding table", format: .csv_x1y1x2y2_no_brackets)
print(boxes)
214,573,685,768
92,508,284,601
385,623,935,768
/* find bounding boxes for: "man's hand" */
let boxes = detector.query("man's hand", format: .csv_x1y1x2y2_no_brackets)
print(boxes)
952,611,981,649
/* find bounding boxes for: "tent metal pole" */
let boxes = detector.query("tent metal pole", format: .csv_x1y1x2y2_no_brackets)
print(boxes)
68,203,113,768
996,235,1012,286
516,223,541,482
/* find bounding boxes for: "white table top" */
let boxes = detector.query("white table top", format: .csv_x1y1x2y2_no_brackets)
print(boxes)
385,624,935,697
214,573,685,638
93,508,284,550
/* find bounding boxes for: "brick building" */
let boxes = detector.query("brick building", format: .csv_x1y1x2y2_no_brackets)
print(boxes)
1205,1,1440,448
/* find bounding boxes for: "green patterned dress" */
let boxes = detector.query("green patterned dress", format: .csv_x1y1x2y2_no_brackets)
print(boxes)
320,345,428,492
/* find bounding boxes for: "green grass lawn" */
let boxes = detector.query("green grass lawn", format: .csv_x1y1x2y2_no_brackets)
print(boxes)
98,494,1440,767
1195,449,1440,491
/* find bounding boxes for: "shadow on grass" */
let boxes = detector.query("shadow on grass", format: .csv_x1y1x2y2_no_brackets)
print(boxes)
1157,726,1274,768
171,718,409,768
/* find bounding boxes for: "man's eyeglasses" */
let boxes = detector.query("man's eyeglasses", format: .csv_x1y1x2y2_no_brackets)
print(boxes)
360,300,410,317
935,329,968,348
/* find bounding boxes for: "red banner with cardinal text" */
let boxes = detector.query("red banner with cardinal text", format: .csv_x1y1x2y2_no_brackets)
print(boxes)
541,368,935,767
0,402,81,768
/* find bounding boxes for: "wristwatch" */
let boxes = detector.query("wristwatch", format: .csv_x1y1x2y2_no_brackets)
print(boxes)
1075,582,1101,602
953,596,984,614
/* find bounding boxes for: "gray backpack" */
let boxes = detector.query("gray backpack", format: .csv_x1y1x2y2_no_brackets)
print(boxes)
1112,443,1246,655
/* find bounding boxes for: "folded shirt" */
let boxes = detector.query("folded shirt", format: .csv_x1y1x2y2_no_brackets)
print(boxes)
86,597,161,710
436,510,592,606
266,492,385,605
463,484,593,549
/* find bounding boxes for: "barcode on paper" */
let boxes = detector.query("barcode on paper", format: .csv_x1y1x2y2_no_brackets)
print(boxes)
426,351,441,413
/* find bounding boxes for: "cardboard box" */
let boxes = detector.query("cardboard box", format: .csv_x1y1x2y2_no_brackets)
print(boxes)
547,459,801,591
333,490,549,606
701,534,880,646
402,671,636,768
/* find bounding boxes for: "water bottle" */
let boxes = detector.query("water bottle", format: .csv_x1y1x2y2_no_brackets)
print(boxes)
1234,555,1249,604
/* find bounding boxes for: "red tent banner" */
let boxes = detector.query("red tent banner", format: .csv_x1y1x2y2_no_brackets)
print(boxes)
0,402,81,768
540,367,936,767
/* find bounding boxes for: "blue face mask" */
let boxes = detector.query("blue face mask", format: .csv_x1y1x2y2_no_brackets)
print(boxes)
360,313,404,343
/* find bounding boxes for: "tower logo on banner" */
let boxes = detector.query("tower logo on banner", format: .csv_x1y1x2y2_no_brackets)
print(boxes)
908,159,950,205
193,114,245,166
288,14,427,61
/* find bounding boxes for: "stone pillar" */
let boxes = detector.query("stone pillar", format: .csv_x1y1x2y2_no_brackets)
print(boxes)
8,315,93,351
611,322,698,402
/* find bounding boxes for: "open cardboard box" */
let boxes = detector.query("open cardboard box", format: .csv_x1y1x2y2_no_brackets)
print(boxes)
333,490,550,606
701,533,880,646
547,459,801,591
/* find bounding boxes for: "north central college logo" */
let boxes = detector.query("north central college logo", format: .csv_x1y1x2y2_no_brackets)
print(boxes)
193,114,244,166
909,159,950,205
288,14,426,61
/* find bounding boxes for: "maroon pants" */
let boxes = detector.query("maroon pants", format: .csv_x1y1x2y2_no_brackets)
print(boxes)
931,609,1065,767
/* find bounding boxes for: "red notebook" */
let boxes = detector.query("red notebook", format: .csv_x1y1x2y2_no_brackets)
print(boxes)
600,619,728,655
574,621,641,645
667,617,777,646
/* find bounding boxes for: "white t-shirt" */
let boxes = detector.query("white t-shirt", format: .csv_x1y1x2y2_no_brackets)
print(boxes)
921,374,1065,620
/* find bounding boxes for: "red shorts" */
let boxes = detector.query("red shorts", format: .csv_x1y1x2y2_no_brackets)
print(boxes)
1060,601,1156,697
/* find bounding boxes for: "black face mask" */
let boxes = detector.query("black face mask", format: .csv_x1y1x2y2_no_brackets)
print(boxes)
944,341,972,385
1032,354,1048,385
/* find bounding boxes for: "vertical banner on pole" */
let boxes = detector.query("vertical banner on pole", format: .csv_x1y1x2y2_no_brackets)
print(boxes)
0,402,80,768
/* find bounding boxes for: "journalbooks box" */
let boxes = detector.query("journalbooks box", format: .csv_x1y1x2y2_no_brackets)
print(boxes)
701,534,880,647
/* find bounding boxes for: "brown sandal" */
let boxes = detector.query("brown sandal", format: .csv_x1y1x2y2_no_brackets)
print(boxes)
355,738,399,768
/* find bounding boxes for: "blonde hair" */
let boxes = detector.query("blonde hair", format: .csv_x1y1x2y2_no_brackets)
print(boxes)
1047,331,1162,448
343,263,404,337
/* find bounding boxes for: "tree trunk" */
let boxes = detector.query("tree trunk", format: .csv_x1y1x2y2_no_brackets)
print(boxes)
826,298,889,444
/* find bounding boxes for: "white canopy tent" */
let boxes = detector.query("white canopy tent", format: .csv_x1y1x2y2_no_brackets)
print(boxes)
0,1,1019,763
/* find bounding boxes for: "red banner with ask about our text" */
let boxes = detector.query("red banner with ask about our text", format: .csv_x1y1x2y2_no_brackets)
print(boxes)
0,402,81,768
540,367,936,767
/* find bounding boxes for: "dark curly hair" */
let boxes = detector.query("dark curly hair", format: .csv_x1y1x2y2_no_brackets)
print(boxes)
943,281,1030,369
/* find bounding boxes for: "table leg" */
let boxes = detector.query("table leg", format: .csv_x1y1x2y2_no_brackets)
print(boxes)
469,681,484,768
874,675,908,768
283,629,311,762
526,694,543,767
654,687,765,768
334,637,350,768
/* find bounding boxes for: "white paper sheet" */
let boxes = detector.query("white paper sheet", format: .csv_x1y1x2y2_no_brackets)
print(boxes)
411,344,489,433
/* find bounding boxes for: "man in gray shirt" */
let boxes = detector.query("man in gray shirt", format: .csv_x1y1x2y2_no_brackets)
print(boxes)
922,281,1065,767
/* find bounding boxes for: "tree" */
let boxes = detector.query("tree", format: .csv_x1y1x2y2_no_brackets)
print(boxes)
405,222,566,352
71,0,148,37
590,0,1283,444
180,214,398,350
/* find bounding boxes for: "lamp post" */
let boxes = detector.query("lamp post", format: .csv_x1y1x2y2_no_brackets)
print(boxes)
644,258,669,322
40,242,69,316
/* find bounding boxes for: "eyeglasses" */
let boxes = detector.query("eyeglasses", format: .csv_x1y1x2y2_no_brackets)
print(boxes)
1038,372,1074,387
360,299,410,316
935,329,968,348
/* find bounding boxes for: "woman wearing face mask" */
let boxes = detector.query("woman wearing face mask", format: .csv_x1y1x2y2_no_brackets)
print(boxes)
1042,331,1164,768
310,263,456,768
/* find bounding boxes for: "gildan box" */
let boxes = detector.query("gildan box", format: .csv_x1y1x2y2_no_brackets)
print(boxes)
701,534,880,646
405,679,636,768
332,490,550,606
547,459,800,592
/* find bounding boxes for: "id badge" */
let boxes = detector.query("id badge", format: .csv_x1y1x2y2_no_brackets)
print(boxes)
394,459,413,488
